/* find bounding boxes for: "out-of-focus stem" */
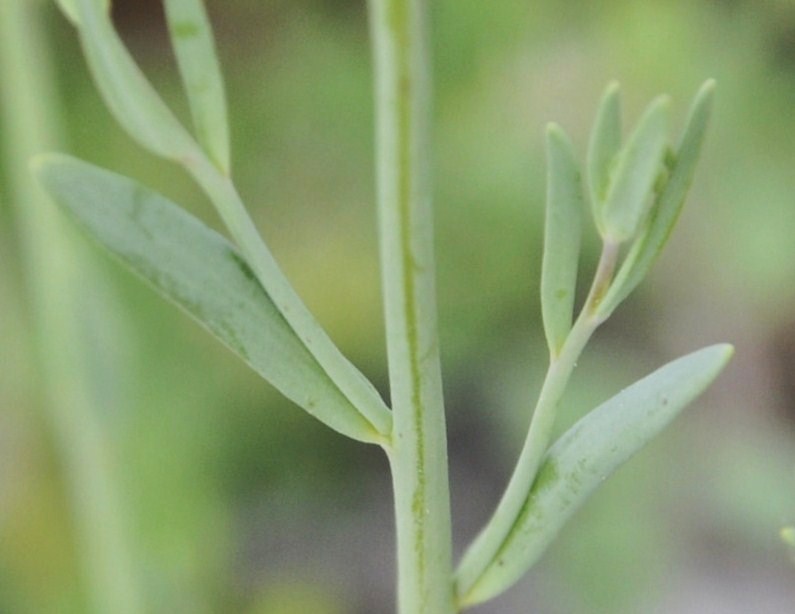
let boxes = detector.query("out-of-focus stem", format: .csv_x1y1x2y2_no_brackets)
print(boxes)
0,2,141,612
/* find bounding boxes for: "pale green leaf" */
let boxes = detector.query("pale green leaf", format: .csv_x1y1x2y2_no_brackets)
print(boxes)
164,0,230,173
541,124,583,356
54,0,108,24
782,527,795,547
459,344,733,607
597,81,716,318
33,154,385,445
601,96,670,242
587,81,622,230
70,0,197,160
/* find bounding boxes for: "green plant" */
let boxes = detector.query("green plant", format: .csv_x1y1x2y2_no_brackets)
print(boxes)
32,0,731,611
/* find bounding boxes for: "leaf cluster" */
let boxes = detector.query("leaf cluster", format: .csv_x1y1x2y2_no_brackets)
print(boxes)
39,0,391,445
34,1,731,609
454,82,730,607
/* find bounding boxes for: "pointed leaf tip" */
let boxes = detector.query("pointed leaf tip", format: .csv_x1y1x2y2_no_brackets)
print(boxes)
601,95,671,242
34,154,386,444
545,121,566,141
587,81,623,230
458,343,731,606
700,78,717,96
597,81,717,318
541,123,583,355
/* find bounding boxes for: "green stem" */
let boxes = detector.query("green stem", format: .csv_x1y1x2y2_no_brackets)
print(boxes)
456,241,620,605
0,2,141,612
183,151,393,442
61,0,392,441
367,0,455,611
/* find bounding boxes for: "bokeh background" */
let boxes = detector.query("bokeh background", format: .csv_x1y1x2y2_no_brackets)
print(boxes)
2,0,795,612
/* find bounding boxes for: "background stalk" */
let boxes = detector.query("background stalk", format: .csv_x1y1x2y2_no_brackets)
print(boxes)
0,2,141,612
367,0,455,611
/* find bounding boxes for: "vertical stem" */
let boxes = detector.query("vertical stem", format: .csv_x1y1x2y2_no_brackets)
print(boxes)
0,2,141,613
456,241,620,604
368,1,455,612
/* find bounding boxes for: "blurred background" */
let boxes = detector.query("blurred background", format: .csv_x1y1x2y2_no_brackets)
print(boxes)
1,0,795,612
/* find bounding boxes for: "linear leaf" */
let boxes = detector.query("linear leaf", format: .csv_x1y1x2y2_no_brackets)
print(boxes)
541,124,583,356
459,344,733,607
69,0,197,160
164,0,230,173
33,154,384,445
597,81,716,318
601,96,670,242
587,81,622,231
54,0,108,24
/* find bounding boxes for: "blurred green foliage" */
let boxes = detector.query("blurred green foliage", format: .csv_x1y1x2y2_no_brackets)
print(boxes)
2,0,795,612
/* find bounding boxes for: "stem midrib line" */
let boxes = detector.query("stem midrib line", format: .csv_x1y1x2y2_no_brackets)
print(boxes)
370,0,455,611
391,0,429,586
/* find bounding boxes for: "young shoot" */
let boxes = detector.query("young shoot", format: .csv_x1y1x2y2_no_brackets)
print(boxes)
33,1,731,611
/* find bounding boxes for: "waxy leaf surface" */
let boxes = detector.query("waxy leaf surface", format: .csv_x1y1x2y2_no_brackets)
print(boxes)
34,154,384,444
70,0,196,160
598,81,716,318
165,0,230,173
460,344,732,607
541,124,583,356
55,0,108,24
601,96,670,242
587,82,622,228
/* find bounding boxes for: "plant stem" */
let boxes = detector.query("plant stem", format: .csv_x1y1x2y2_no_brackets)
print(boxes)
0,2,141,613
368,0,455,611
63,0,391,441
456,241,620,604
183,151,393,443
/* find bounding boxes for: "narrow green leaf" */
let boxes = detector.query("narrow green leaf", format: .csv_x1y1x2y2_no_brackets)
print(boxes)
597,81,716,318
66,0,393,439
601,96,670,242
33,154,385,445
541,124,583,356
459,344,733,607
587,81,622,230
70,0,197,160
164,0,230,174
54,0,108,24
